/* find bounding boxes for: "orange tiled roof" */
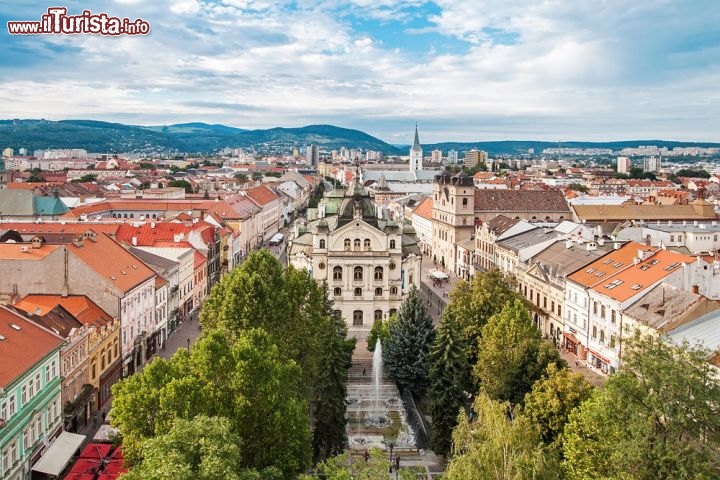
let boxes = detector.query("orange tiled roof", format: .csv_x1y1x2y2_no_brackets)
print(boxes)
0,305,63,387
245,185,279,206
590,249,695,302
194,251,207,268
0,243,60,260
155,276,168,288
67,234,155,293
568,242,647,287
0,222,121,237
115,221,215,247
413,197,433,220
13,294,113,329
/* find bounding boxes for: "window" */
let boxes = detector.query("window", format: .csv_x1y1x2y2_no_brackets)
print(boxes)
558,305,562,317
390,286,398,295
333,287,341,296
8,395,15,416
101,352,106,370
353,239,361,250
601,305,606,318
409,273,414,285
319,239,325,249
318,262,325,270
51,360,57,378
551,301,555,313
592,326,597,339
600,330,605,343
374,310,383,321
353,310,363,326
374,266,384,281
21,385,27,405
611,310,617,323
375,287,382,296
389,239,396,249
91,362,96,380
353,266,363,281
543,296,547,309
333,266,342,281
1,401,6,421
389,308,397,317
344,238,351,251
593,301,598,314
354,287,362,296
389,261,396,270
364,239,371,250
462,198,468,206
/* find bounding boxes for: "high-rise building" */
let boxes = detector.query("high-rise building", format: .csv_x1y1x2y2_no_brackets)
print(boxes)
431,149,443,163
617,156,631,174
464,149,487,168
2,148,13,158
643,156,660,173
447,150,458,163
409,124,423,171
18,148,27,156
306,144,319,166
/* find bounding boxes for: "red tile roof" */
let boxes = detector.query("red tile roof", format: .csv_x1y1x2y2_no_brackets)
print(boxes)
67,234,156,293
0,222,121,237
115,221,215,247
412,197,433,220
194,251,207,268
0,243,60,260
13,294,114,329
0,305,63,387
568,242,645,287
245,185,279,206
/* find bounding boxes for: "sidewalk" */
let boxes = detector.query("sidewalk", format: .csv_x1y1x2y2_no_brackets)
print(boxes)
157,311,202,359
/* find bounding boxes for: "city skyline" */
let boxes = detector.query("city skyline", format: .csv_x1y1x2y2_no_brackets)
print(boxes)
1,1,719,144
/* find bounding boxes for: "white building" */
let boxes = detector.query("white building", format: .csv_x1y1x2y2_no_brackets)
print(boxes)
409,125,423,172
288,179,422,330
447,150,458,164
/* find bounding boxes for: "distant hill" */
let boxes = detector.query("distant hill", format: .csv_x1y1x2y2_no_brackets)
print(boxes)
0,119,402,155
2,119,719,156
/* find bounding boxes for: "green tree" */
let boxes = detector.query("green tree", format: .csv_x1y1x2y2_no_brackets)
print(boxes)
475,299,564,405
300,449,420,480
382,285,435,394
120,415,278,480
234,173,248,183
251,171,263,181
567,182,589,194
562,336,720,480
71,173,97,183
521,363,593,448
26,167,45,182
427,312,471,456
444,268,520,364
168,179,193,193
111,330,312,478
311,309,354,461
445,393,556,480
366,316,389,352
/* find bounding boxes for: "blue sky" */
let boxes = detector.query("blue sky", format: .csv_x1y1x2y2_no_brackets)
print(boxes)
1,0,719,144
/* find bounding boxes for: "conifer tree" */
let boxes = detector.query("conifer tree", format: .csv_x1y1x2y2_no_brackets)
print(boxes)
383,285,435,394
427,312,471,456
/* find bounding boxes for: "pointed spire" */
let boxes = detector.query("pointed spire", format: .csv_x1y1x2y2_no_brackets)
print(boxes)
412,122,420,149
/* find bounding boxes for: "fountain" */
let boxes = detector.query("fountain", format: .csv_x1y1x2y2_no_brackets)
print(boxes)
345,335,416,451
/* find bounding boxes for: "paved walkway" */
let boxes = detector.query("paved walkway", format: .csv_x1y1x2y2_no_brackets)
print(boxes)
419,254,464,325
157,310,202,359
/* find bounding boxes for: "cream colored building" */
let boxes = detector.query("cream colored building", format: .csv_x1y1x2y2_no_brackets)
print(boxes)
288,180,422,329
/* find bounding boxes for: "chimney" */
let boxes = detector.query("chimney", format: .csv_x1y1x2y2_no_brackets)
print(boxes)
151,222,156,229
694,220,699,227
614,242,621,250
565,238,573,249
31,237,42,249
691,284,700,295
132,236,137,246
72,236,84,247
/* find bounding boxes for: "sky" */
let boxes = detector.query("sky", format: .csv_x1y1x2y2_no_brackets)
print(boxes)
1,1,719,144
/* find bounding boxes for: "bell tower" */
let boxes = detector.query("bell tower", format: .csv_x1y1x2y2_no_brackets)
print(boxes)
409,124,423,172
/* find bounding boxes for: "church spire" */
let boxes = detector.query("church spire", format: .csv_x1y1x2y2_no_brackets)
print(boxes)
412,122,421,150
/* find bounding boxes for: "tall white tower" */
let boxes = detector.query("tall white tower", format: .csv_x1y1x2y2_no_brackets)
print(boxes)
409,124,423,172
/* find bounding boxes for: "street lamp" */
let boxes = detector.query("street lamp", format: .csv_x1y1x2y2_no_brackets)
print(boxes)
388,442,394,473
187,338,190,350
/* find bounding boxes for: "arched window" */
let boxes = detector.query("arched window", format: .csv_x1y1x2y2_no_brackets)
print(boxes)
374,310,383,321
389,308,397,317
319,239,326,249
333,266,343,281
389,239,396,249
390,286,398,295
374,266,384,281
354,266,363,281
375,287,382,296
333,287,341,296
354,239,361,250
462,198,468,206
462,218,467,225
364,239,371,250
389,261,396,270
353,310,363,326
409,273,414,285
344,238,351,251
354,287,362,297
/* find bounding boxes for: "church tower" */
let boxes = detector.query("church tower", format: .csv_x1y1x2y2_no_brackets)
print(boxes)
409,124,423,172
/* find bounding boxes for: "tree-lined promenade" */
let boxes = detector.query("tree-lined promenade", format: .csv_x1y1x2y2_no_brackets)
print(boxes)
110,254,720,479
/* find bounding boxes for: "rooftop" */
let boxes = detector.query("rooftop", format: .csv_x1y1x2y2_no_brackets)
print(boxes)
13,294,114,329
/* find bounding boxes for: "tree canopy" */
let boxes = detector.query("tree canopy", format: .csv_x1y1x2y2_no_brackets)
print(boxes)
445,393,556,480
382,285,435,394
562,335,720,479
475,299,564,405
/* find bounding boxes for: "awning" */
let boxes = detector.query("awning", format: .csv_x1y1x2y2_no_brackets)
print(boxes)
32,431,86,476
589,349,612,365
563,332,579,344
431,271,449,280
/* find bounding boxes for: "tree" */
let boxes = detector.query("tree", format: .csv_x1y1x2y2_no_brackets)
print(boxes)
168,179,193,193
427,312,471,456
26,168,45,182
120,415,282,480
71,173,97,183
567,182,589,194
251,171,263,181
521,364,593,448
382,285,435,394
366,316,389,352
445,393,556,480
474,299,564,405
111,330,312,478
311,310,354,461
444,268,521,365
300,449,421,480
234,173,248,183
562,336,720,480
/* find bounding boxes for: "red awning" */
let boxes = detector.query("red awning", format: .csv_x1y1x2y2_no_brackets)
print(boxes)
64,474,96,480
79,443,113,460
563,331,579,344
589,349,611,365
